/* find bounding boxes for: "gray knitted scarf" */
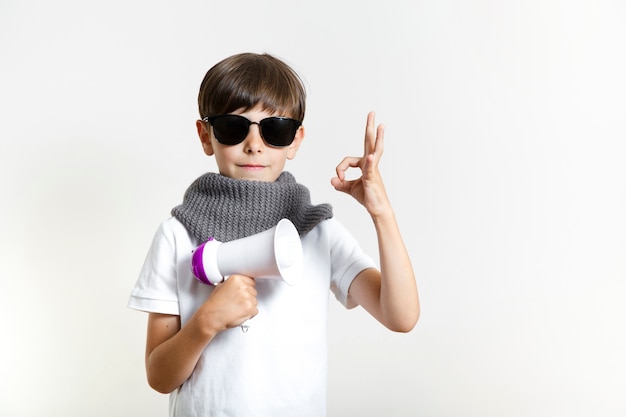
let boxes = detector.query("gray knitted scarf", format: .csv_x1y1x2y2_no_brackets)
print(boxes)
171,171,333,243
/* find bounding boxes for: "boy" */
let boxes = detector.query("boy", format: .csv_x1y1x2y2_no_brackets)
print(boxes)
128,52,419,417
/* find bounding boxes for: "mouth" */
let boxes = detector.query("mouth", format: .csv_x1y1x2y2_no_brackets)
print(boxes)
239,164,266,171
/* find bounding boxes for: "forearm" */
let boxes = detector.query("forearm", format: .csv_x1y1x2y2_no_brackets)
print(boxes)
146,313,218,394
335,111,419,331
372,209,420,332
145,276,257,393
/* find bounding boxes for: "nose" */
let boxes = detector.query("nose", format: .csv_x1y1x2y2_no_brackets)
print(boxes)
243,122,264,153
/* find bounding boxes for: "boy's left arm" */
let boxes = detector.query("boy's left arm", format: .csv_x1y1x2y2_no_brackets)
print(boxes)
331,112,420,332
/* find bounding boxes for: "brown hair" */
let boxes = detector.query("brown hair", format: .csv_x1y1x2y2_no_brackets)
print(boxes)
198,53,306,121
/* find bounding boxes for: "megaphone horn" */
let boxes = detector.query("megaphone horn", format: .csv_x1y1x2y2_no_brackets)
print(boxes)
191,219,303,286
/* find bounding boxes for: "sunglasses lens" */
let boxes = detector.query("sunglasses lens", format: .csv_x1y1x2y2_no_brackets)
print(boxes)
260,118,299,147
211,115,249,145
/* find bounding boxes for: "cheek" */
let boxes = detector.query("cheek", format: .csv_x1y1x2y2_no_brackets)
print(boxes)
212,147,239,169
273,149,292,163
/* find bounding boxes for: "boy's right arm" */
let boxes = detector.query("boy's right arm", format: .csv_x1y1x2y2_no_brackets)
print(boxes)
145,275,258,394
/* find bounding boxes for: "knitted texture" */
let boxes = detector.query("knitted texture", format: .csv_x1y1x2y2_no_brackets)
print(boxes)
171,171,333,243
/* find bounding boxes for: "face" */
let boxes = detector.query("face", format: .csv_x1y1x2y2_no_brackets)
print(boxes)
196,106,304,182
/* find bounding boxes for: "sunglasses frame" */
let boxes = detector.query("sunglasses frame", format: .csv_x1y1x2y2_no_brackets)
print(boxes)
202,114,302,148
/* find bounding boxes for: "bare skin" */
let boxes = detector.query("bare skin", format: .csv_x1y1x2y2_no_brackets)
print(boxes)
332,111,420,332
144,110,419,394
145,275,258,393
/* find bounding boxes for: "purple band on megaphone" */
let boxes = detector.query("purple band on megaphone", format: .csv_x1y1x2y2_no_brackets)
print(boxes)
191,238,212,285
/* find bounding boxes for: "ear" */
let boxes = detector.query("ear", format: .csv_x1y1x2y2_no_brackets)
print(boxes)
286,125,305,160
196,119,214,156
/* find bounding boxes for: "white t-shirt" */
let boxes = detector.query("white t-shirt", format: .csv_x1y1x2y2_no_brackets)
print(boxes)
128,216,376,417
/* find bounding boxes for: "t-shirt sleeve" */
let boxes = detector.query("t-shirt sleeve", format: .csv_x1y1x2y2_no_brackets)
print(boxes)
127,220,180,315
326,219,377,309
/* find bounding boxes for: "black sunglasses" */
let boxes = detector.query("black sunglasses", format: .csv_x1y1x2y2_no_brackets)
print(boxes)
202,114,302,147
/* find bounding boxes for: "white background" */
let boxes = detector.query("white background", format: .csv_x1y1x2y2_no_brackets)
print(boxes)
1,1,625,416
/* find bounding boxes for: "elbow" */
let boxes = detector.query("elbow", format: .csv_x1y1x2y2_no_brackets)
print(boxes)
392,319,419,334
148,379,177,395
147,372,178,395
388,307,420,333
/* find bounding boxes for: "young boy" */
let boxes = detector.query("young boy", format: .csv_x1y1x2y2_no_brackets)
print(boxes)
128,52,419,417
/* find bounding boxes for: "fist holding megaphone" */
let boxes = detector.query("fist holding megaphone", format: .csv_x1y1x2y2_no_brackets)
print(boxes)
191,219,303,286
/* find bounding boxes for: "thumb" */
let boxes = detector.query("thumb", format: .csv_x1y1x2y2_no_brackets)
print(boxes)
331,176,353,194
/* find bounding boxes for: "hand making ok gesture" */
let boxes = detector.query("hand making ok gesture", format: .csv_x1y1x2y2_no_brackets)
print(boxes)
331,111,392,218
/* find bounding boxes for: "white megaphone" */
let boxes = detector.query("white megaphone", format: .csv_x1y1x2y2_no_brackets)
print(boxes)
191,219,303,286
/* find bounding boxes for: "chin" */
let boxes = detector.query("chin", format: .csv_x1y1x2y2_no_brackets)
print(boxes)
235,173,276,182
